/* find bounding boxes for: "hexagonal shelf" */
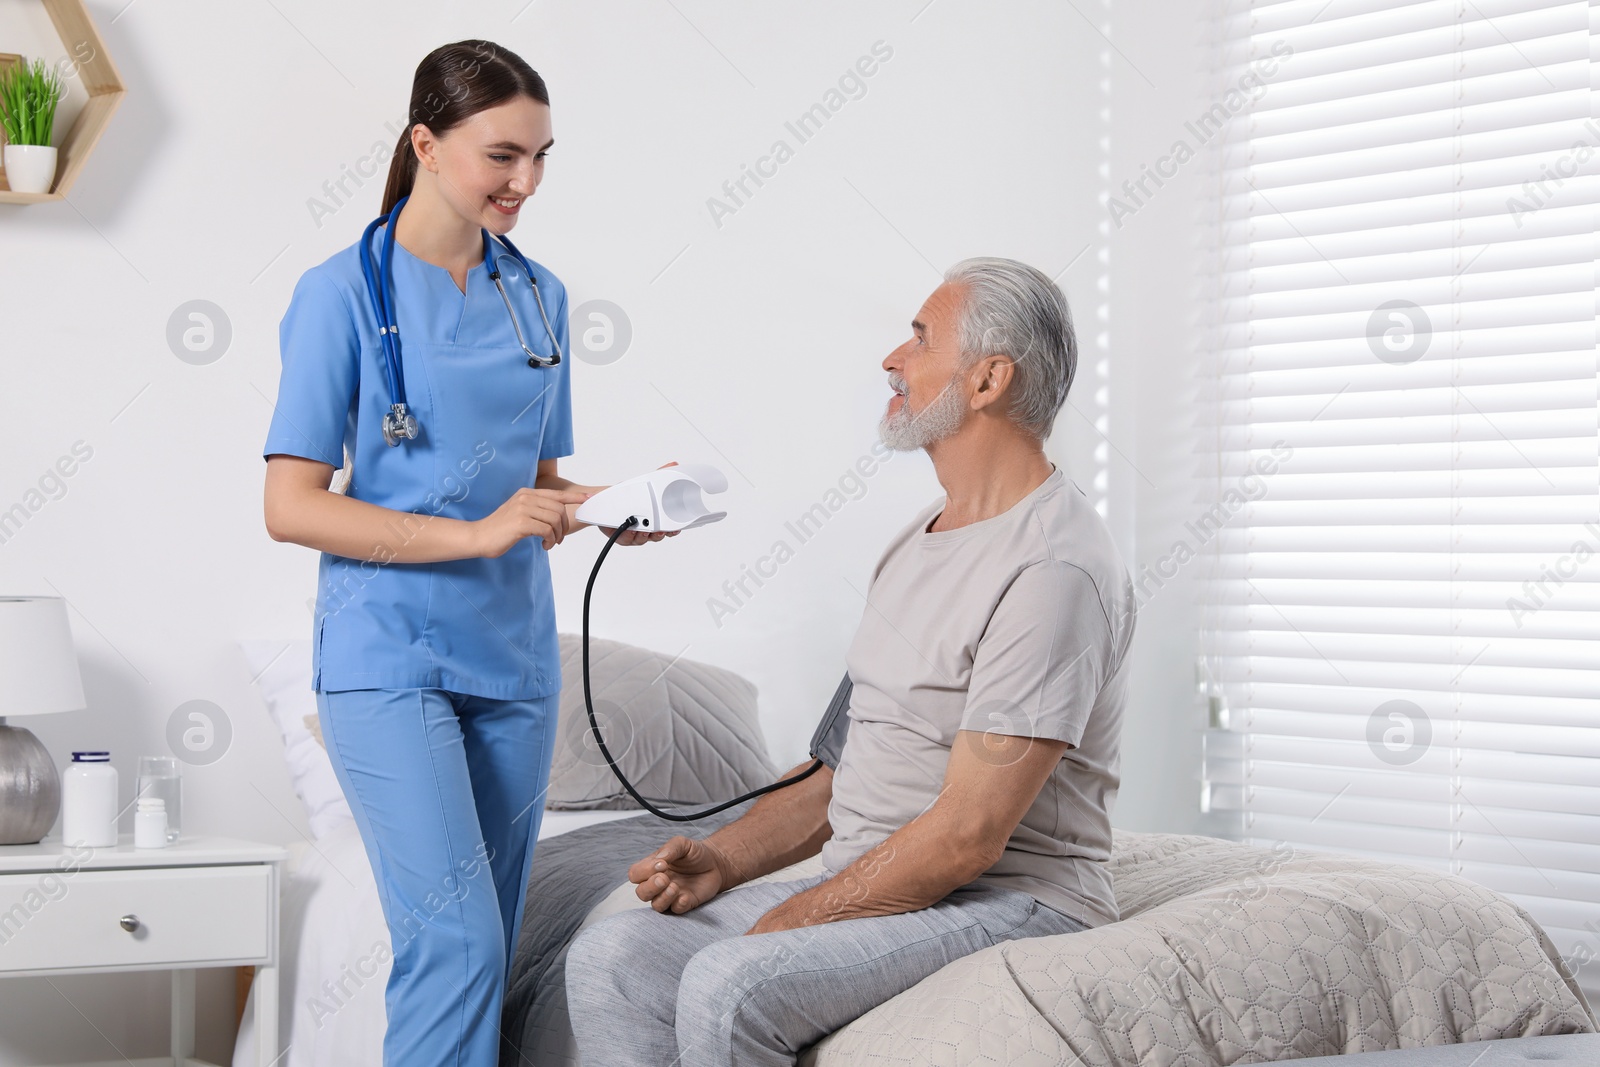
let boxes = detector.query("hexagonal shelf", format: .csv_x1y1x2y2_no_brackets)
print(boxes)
0,0,125,204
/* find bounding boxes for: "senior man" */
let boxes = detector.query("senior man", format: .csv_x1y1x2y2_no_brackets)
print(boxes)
566,257,1137,1066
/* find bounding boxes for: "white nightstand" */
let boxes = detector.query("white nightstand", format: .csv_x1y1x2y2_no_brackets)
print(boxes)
0,834,287,1067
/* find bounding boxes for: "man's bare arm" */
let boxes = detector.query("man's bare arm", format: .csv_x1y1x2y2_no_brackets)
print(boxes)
704,760,834,889
630,759,834,914
744,731,1069,934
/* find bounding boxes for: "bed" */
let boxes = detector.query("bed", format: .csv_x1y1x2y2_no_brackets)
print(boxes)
232,637,1597,1066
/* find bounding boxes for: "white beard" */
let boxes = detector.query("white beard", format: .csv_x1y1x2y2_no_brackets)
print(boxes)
878,373,967,452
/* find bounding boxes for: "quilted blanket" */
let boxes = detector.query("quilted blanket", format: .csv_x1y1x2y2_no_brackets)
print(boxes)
801,831,1597,1066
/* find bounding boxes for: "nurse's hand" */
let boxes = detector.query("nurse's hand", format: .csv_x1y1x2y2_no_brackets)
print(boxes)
598,524,679,546
474,486,592,556
594,460,683,546
629,835,734,914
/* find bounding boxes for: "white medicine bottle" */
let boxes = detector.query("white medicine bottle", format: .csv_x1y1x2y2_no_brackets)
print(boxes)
62,751,118,847
134,797,168,849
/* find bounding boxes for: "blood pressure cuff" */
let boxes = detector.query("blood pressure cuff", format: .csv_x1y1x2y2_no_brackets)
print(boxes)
807,672,853,770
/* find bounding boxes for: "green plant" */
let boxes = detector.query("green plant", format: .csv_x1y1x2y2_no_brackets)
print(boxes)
0,58,64,147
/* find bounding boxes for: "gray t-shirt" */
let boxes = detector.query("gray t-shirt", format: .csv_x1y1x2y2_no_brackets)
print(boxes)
819,465,1136,928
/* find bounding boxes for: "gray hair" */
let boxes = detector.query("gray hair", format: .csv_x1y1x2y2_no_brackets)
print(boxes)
943,257,1078,441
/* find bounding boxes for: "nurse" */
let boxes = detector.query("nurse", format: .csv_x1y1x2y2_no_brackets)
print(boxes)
261,39,670,1065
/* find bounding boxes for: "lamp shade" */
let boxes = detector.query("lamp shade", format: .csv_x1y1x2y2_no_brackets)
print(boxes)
0,596,87,716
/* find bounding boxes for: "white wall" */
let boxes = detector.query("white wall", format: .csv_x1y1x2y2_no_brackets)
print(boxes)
1103,0,1225,839
0,0,1207,1059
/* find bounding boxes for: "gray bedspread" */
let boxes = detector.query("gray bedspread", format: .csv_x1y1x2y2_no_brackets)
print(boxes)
498,801,753,1066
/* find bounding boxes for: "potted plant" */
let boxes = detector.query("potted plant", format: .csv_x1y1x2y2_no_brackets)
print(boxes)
0,57,65,194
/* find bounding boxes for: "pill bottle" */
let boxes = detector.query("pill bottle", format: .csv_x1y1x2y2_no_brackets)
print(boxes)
62,751,118,847
134,797,169,849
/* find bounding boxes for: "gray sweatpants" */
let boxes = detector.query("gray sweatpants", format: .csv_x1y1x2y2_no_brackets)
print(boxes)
564,869,1089,1066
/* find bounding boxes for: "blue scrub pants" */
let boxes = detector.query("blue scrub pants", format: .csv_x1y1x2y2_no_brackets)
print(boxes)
315,687,559,1067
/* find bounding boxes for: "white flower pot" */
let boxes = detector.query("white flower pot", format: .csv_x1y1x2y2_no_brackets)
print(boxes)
3,144,58,194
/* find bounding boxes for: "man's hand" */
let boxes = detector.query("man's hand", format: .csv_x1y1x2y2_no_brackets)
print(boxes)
738,731,1071,935
629,835,734,914
744,894,815,936
741,842,904,936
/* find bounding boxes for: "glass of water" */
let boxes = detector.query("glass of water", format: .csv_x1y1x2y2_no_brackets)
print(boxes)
136,756,182,842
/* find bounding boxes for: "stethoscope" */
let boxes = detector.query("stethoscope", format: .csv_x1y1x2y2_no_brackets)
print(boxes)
358,193,563,447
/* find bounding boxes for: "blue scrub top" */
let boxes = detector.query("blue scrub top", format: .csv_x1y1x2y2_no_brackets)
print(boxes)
263,222,574,699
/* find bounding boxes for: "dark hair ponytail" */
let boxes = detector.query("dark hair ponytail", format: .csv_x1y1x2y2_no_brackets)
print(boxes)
380,40,549,215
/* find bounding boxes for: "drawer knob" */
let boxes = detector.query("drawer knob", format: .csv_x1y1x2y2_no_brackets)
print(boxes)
119,914,140,933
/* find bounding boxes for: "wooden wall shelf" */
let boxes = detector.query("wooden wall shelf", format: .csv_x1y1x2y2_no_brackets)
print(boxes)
0,0,125,204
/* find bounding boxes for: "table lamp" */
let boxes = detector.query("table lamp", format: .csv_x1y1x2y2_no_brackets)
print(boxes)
0,596,87,845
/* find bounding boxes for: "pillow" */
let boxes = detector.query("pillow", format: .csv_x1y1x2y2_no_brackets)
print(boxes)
239,640,354,840
242,635,779,824
548,632,779,810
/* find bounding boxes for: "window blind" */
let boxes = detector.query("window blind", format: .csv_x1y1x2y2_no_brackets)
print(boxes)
1198,0,1600,1008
